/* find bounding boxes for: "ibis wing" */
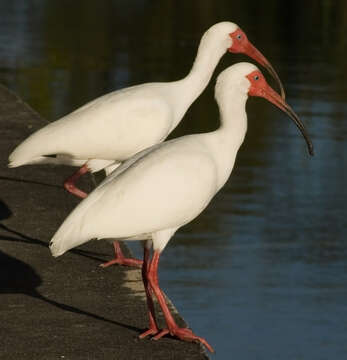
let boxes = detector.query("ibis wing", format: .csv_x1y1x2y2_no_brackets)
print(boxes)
9,85,173,166
50,136,218,256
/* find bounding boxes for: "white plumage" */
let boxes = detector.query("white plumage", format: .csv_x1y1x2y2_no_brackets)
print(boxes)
49,63,267,256
9,21,284,176
9,22,239,173
49,63,313,352
9,21,287,267
50,136,220,256
49,61,313,255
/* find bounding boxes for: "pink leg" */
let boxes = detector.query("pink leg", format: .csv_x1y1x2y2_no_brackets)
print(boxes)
145,251,214,353
100,241,143,268
139,246,159,338
63,164,89,199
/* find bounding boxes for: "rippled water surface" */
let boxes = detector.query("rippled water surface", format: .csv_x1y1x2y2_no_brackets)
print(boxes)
0,1,346,359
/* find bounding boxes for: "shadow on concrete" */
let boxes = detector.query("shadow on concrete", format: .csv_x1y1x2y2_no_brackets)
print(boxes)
0,198,12,220
0,223,109,262
0,175,61,189
0,249,141,332
0,249,41,294
0,199,141,334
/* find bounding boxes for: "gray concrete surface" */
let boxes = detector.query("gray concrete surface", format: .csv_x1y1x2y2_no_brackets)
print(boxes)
0,85,209,360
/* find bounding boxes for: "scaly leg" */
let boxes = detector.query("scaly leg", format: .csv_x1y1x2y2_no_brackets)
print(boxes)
139,244,159,338
143,250,214,353
63,163,89,198
100,241,143,268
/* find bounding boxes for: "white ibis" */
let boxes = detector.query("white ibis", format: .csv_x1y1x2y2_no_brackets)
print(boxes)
49,62,313,352
9,21,285,267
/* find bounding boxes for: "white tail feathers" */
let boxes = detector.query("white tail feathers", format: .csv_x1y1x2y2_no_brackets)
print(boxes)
49,205,91,257
49,225,91,257
8,130,53,167
8,155,85,168
8,158,31,168
49,186,106,257
8,153,119,173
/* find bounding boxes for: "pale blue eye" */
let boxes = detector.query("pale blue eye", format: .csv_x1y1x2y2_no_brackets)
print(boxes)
237,34,242,40
254,75,259,81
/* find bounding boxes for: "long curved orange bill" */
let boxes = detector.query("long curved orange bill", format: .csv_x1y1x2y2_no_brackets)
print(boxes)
229,28,286,100
247,70,314,156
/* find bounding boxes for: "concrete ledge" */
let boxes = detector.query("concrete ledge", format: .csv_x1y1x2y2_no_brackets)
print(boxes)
0,85,209,359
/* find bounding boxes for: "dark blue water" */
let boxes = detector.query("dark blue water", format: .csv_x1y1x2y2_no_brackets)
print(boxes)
0,1,346,358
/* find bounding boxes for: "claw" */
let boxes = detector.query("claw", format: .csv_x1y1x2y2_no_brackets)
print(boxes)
100,241,143,268
139,327,160,339
152,329,169,340
99,257,143,268
150,326,214,352
141,250,214,353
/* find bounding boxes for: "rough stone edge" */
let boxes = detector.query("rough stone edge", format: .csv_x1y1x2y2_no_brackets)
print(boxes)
2,84,210,359
0,83,50,125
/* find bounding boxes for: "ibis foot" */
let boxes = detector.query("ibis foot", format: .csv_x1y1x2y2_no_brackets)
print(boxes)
138,326,160,339
100,241,143,268
152,326,214,353
100,257,143,268
63,163,89,199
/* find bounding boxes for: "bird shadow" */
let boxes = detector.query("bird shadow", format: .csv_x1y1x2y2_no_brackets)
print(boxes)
0,177,108,263
0,200,141,333
0,197,12,221
0,249,142,333
0,198,144,333
0,223,109,262
0,175,61,189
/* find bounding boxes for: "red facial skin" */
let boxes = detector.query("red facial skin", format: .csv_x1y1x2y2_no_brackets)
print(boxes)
246,70,314,156
229,29,286,100
228,28,250,54
247,70,278,99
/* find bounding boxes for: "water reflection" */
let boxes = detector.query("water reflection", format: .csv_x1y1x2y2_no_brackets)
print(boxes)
0,0,346,359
